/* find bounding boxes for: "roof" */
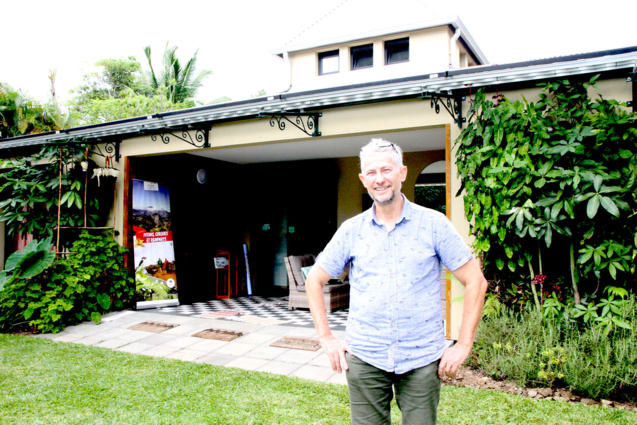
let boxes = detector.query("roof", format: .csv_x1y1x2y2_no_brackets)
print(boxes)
1,46,635,151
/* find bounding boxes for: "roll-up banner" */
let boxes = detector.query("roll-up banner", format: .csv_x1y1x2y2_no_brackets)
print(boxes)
132,179,179,309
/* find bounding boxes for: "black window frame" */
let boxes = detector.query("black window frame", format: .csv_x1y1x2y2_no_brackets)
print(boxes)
350,43,373,70
385,37,409,65
318,50,340,75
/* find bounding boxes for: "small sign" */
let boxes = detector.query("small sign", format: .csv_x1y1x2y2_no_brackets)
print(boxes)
214,257,229,269
262,224,271,231
289,226,295,234
143,181,159,191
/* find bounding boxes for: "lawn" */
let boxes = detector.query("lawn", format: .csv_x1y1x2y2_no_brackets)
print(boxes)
1,334,636,424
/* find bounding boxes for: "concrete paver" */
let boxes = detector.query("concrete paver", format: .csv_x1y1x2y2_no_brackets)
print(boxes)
40,309,352,387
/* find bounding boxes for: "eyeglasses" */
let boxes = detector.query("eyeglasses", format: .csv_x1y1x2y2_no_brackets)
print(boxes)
361,142,398,154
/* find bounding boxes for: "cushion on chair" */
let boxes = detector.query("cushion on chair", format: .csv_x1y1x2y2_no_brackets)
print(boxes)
288,254,317,287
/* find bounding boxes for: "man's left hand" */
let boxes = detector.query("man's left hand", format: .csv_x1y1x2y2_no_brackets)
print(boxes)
438,342,471,378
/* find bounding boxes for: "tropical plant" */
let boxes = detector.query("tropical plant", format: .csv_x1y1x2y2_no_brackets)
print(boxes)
0,231,133,333
0,143,102,244
0,83,53,138
0,237,56,291
144,42,212,103
455,76,637,305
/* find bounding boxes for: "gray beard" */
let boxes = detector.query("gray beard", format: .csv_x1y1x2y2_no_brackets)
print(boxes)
372,190,396,206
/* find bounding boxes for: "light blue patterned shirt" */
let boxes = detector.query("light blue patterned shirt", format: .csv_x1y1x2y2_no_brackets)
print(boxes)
316,196,473,374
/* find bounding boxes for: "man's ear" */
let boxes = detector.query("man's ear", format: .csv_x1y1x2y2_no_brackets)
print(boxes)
400,166,408,182
359,173,366,186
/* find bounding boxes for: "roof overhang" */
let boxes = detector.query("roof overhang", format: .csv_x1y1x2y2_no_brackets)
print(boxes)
1,46,635,153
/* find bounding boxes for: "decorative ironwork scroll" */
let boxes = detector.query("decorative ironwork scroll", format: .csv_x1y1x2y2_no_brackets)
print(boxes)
151,128,210,148
261,113,321,137
421,92,465,128
92,140,121,163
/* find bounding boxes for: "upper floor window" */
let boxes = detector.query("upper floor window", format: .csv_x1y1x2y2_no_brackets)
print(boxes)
351,44,373,70
385,37,409,65
319,50,339,75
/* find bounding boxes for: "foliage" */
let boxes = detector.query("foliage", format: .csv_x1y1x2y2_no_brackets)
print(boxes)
470,296,637,401
414,184,446,214
70,56,151,104
0,143,102,243
0,83,54,138
144,42,212,104
0,237,56,291
0,231,133,333
68,54,201,125
74,87,194,125
455,76,637,304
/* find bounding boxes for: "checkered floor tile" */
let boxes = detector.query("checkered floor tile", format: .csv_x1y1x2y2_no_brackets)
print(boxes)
153,296,349,331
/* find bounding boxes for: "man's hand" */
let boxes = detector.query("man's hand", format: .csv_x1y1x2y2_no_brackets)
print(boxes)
320,334,351,373
438,342,471,378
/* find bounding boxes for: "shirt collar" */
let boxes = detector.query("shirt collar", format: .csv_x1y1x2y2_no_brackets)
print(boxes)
370,194,412,226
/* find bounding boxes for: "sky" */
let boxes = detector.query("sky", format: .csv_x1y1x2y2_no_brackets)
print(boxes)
3,0,637,106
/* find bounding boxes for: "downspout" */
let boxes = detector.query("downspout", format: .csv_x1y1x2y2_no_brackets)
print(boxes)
280,51,292,93
449,28,461,70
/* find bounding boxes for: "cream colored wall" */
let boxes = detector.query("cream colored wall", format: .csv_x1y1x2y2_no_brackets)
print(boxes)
288,26,453,92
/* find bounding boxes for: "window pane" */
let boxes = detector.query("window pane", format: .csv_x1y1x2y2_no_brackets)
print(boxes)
351,44,373,70
319,50,339,75
385,38,409,65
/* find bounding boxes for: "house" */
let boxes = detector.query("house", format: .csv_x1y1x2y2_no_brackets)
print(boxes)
0,16,635,339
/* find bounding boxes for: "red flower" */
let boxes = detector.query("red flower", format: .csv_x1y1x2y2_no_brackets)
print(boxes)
532,274,547,285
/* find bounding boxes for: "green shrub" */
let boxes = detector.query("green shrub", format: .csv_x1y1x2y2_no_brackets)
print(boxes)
470,298,637,402
0,231,134,333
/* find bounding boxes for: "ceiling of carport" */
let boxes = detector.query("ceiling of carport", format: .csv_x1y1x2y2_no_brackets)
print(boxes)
187,127,446,164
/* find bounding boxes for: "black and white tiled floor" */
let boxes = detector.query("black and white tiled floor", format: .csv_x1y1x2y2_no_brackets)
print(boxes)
154,296,349,331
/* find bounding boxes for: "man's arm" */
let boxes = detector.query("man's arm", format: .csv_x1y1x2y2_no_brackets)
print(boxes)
438,257,488,377
306,265,351,373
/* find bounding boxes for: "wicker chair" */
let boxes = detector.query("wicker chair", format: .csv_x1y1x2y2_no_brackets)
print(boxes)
284,254,349,313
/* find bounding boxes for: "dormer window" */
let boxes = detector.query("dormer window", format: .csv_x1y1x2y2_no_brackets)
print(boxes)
318,50,339,75
385,37,409,65
351,44,373,70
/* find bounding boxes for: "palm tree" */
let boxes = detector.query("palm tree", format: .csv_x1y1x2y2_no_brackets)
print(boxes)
143,43,212,104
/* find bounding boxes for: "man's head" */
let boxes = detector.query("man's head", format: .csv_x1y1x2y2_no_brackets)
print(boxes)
359,139,407,207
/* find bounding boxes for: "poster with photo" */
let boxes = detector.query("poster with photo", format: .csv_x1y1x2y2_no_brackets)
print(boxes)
132,179,178,307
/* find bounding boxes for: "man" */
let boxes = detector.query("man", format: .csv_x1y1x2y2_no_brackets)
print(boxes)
306,139,488,424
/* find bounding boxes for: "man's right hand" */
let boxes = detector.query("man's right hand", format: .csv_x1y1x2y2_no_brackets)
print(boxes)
319,334,350,373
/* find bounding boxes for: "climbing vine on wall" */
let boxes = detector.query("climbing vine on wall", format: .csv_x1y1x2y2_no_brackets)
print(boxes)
455,76,637,305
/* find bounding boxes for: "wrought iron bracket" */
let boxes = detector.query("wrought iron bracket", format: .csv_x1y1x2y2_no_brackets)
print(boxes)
92,139,121,163
421,91,466,128
151,127,210,148
259,113,321,137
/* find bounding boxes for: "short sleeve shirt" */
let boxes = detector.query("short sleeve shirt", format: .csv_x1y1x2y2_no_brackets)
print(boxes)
316,196,473,374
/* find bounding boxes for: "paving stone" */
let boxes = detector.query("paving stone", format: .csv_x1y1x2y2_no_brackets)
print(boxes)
274,349,322,365
243,345,289,361
116,342,154,354
291,365,336,382
195,353,236,366
213,342,259,356
95,338,129,349
51,333,85,343
165,348,207,362
141,345,182,358
256,360,302,376
225,356,270,371
326,372,348,386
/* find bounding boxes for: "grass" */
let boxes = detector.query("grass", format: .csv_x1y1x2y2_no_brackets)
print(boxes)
1,334,636,424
